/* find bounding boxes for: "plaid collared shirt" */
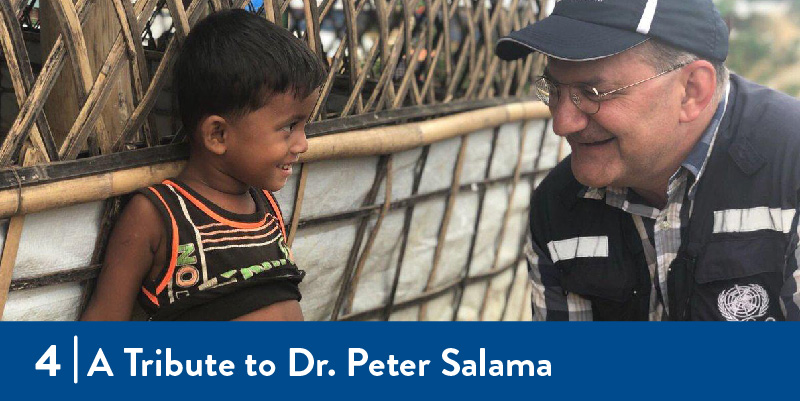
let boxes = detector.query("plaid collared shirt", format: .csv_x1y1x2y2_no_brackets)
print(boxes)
525,86,729,321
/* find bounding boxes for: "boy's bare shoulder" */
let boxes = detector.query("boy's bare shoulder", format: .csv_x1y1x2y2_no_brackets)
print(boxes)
124,192,160,218
114,192,164,250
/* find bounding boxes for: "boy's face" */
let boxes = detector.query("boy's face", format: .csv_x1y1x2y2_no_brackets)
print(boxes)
223,89,318,192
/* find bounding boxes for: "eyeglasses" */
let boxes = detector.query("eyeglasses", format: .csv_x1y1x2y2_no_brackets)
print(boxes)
534,61,692,115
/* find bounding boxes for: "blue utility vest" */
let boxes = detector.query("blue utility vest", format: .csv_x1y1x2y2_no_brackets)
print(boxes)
529,74,800,320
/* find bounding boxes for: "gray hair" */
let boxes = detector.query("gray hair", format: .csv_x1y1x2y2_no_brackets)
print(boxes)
633,39,729,102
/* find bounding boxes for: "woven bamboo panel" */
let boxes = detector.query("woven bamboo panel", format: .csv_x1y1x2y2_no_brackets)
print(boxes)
0,0,554,321
0,0,545,168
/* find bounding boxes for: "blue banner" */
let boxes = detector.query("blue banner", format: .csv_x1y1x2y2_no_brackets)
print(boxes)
0,322,795,400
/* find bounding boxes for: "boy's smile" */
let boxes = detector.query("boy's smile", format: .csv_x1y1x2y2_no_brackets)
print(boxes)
223,89,318,192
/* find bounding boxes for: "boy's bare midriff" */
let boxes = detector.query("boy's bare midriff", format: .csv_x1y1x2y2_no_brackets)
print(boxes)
232,300,304,321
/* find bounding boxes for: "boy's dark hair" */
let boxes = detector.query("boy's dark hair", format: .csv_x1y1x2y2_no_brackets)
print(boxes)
173,9,327,137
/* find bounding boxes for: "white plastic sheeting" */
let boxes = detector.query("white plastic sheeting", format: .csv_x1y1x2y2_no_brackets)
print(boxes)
301,156,380,219
293,218,359,320
8,201,104,280
2,283,83,321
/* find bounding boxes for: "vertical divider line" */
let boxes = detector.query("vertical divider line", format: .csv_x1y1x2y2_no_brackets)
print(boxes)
74,335,78,384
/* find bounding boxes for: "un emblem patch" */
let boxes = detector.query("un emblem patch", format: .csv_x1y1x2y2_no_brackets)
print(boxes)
717,284,771,321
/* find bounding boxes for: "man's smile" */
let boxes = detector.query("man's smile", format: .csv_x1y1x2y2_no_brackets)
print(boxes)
569,134,617,149
575,138,615,146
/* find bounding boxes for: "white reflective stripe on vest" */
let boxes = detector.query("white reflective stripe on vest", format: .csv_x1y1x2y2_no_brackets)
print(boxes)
712,207,796,234
547,236,609,263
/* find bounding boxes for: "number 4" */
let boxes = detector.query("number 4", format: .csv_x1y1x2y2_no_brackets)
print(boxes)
36,345,61,376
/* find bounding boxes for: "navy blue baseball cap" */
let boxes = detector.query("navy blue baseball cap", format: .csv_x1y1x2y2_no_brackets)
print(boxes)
496,0,729,62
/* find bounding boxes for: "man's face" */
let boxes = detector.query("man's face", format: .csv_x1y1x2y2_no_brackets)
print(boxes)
546,50,688,191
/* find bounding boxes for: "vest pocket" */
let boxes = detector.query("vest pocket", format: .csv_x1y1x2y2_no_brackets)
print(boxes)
692,233,785,321
696,233,785,283
557,257,635,303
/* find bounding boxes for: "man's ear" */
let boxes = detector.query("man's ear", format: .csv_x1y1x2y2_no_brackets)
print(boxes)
679,60,717,123
197,115,229,155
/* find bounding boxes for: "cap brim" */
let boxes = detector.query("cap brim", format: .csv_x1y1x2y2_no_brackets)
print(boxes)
496,15,648,61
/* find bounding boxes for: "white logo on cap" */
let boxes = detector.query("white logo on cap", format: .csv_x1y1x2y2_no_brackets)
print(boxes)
717,284,771,321
636,0,659,34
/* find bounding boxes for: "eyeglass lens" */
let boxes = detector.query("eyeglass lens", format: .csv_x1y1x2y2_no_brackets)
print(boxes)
535,77,600,115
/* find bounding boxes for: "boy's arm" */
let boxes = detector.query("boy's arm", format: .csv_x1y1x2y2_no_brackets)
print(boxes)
81,194,163,321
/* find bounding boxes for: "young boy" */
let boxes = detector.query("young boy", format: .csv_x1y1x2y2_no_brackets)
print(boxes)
81,9,326,320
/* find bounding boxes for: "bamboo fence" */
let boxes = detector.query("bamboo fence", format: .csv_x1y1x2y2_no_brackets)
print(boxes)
0,0,553,320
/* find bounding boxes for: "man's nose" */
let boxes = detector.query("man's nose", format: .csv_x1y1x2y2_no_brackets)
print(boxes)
550,93,590,137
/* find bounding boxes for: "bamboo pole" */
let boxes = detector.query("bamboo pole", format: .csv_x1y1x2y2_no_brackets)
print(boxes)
345,156,393,315
419,135,468,320
302,101,548,161
112,0,156,146
302,0,323,56
0,216,24,320
45,0,116,156
0,0,91,164
0,0,57,162
451,125,501,320
0,146,47,319
0,101,548,219
10,0,24,13
287,163,309,247
112,0,209,150
165,0,191,41
330,155,389,320
382,145,430,320
0,161,183,219
479,120,529,320
342,0,361,113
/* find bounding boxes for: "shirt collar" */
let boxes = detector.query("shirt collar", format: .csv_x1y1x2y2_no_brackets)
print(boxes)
681,84,729,179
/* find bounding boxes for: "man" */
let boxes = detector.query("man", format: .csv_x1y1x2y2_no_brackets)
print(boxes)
495,0,800,320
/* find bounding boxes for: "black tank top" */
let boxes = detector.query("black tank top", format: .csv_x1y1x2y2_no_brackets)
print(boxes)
137,179,304,320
